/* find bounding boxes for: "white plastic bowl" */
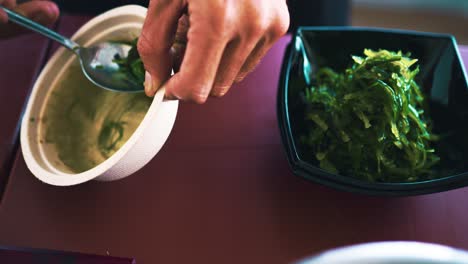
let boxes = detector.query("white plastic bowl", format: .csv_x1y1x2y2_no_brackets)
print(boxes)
296,241,468,264
20,5,178,186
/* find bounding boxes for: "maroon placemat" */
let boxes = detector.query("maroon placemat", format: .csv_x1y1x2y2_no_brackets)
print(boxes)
0,15,90,202
0,34,50,203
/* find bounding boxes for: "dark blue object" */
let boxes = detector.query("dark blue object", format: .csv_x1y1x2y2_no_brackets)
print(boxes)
0,246,135,264
277,27,468,196
288,0,350,31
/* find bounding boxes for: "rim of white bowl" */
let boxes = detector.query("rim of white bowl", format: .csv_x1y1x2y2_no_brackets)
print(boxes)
296,241,468,264
20,5,168,186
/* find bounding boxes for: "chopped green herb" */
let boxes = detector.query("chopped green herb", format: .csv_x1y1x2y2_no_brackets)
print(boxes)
301,49,439,182
113,38,145,86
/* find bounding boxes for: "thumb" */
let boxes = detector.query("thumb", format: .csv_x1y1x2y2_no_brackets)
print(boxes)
138,0,185,97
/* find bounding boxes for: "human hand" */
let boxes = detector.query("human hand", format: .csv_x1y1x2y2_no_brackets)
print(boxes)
0,0,59,39
138,0,290,103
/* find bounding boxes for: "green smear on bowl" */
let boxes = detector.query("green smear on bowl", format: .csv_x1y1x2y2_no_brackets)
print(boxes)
41,62,152,173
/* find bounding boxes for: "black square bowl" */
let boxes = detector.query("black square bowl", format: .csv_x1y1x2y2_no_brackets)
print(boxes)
277,27,468,196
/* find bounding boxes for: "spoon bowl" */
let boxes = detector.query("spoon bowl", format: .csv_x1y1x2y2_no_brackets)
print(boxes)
78,42,145,92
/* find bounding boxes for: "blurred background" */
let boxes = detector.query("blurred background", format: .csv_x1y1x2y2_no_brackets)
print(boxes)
51,0,468,45
352,0,468,44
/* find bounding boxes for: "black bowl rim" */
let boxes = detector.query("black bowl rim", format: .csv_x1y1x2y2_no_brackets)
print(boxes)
297,26,456,38
277,26,468,196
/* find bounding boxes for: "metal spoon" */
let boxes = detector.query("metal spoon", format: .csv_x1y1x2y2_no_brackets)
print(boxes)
1,6,144,92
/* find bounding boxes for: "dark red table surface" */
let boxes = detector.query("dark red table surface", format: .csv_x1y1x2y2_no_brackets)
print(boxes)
0,33,50,198
1,15,468,264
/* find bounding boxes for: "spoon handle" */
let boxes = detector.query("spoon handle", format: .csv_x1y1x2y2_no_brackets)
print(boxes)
0,6,80,52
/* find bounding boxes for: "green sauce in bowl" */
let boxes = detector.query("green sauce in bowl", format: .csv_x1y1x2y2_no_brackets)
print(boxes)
40,62,152,173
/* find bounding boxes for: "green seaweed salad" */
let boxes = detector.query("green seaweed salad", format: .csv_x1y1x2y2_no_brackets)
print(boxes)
112,38,145,85
301,49,440,182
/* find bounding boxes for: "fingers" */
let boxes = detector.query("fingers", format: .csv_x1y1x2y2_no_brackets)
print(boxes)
210,38,256,97
235,38,268,83
236,4,290,82
0,11,6,24
140,0,290,103
2,0,17,8
0,1,59,39
212,1,290,97
16,0,59,25
0,0,17,24
163,12,229,103
170,14,189,72
138,0,184,97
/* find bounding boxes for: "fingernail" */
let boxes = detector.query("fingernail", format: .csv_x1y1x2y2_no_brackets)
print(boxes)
144,71,160,97
144,71,154,96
